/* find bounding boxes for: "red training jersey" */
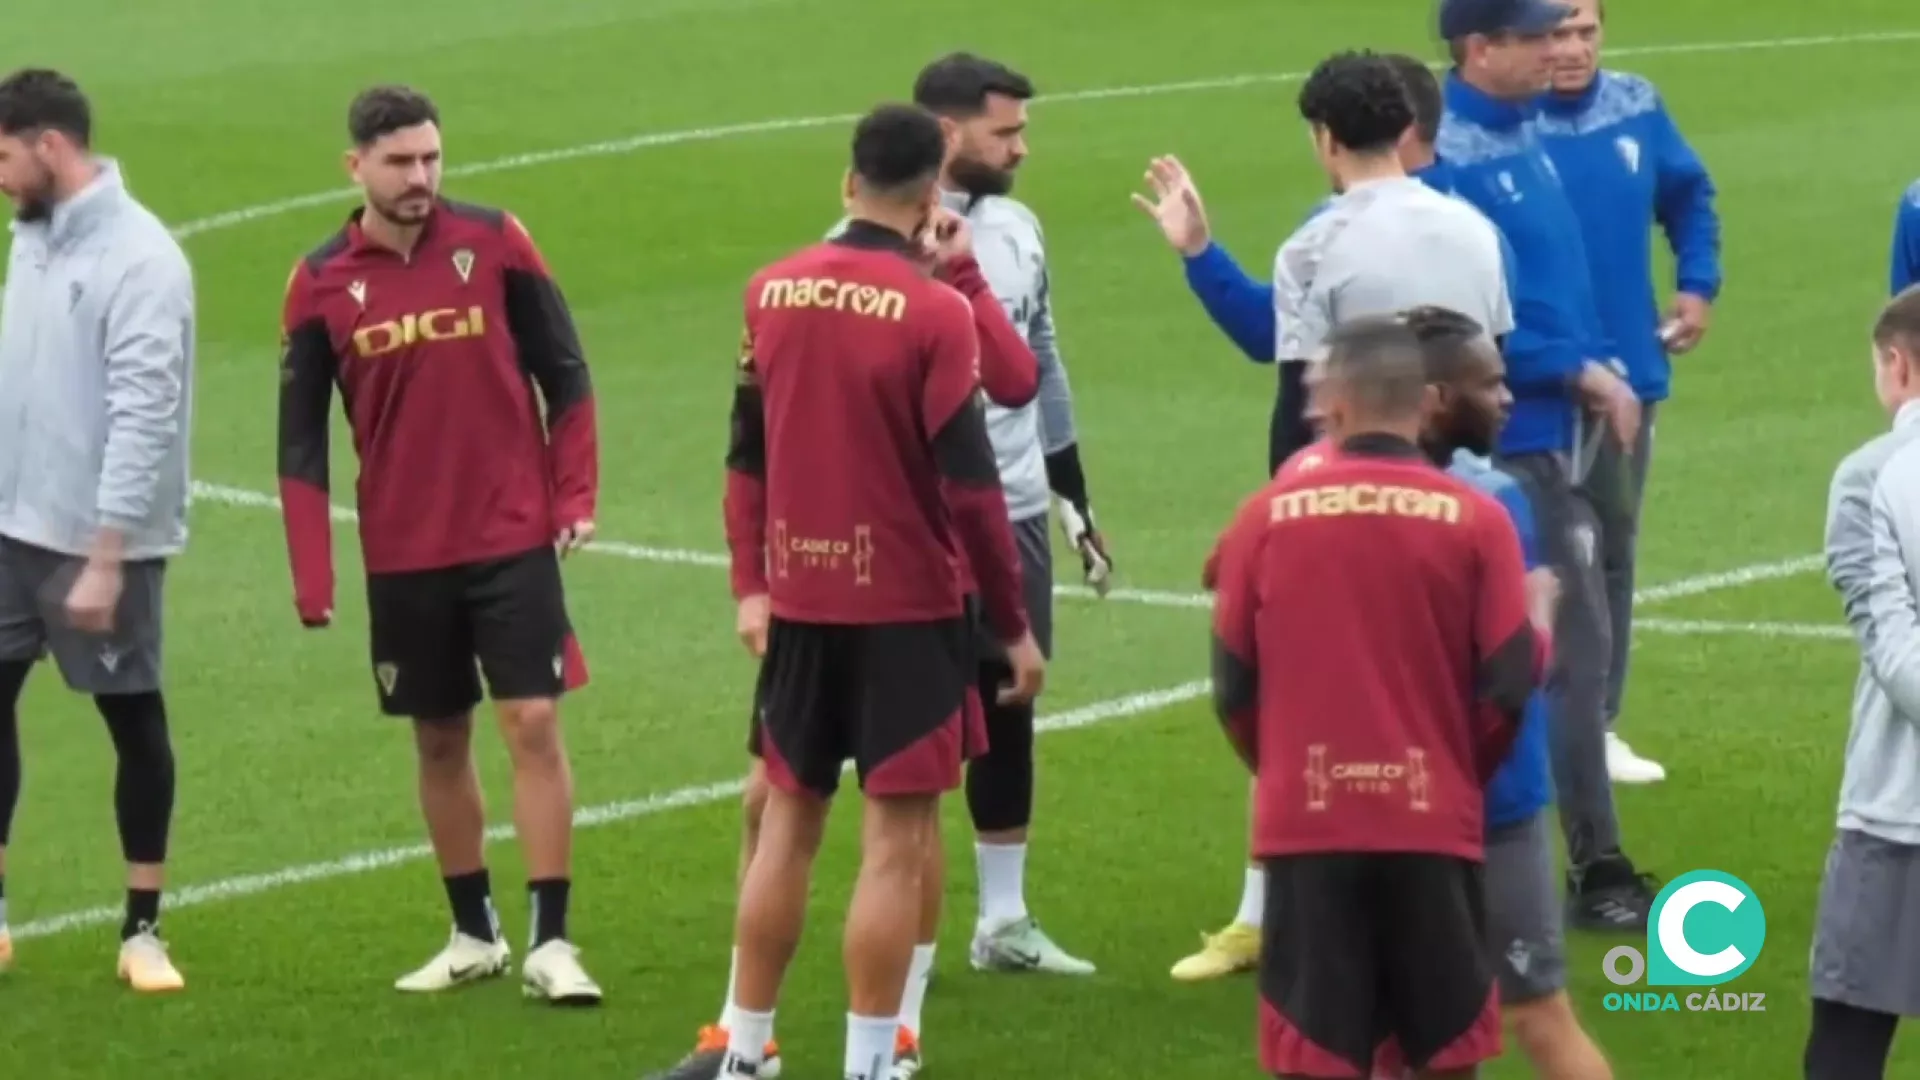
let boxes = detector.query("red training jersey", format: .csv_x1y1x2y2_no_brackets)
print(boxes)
722,220,1028,640
1208,434,1545,862
277,200,597,622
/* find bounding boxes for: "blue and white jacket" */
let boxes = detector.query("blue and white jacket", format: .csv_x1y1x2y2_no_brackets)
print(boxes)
1892,179,1920,296
1537,71,1721,403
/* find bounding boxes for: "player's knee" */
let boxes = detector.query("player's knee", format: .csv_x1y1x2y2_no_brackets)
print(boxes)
412,716,473,772
95,691,173,771
496,697,562,764
1507,991,1587,1058
861,793,939,874
966,699,1035,833
742,762,769,835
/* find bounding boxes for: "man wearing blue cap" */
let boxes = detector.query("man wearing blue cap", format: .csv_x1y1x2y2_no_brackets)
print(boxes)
1435,0,1662,937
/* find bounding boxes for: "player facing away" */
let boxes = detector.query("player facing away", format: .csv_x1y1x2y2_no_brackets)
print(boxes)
677,102,1043,1080
1209,317,1554,1079
276,85,603,1004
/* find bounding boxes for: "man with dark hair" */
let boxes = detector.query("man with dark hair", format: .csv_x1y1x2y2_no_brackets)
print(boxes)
644,100,1042,1080
0,67,193,992
278,83,603,1004
1804,285,1920,1080
1134,53,1512,985
1210,314,1553,1079
1436,0,1661,933
909,48,1106,989
1538,0,1721,787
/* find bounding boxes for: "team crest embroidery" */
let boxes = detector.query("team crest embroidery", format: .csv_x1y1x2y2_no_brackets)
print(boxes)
375,662,398,695
348,280,367,307
1615,135,1641,173
452,248,475,284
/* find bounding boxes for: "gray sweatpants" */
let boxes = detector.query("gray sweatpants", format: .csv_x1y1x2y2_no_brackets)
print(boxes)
1582,402,1657,727
1497,450,1621,870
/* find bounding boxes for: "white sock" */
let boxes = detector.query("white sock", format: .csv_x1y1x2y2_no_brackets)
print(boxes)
719,946,739,1026
844,1012,898,1079
1234,866,1265,929
975,842,1029,929
724,1006,774,1071
900,943,936,1039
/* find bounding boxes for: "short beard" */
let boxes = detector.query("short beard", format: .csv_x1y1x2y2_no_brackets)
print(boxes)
371,192,433,227
947,155,1014,198
12,193,52,223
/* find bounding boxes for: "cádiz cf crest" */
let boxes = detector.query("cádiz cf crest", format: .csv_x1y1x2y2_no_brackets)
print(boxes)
451,248,475,284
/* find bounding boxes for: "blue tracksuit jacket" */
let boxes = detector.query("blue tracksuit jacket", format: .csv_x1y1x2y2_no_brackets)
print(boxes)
1437,72,1603,456
1537,70,1721,404
1893,179,1920,296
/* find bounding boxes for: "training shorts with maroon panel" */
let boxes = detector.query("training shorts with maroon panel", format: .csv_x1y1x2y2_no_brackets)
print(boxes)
365,544,588,720
751,614,983,798
1259,852,1501,1078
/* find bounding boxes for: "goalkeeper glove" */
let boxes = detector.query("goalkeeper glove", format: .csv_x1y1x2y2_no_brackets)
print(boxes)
1056,496,1113,597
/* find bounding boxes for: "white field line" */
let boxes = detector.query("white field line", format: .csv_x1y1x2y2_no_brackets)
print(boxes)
189,480,1826,618
32,27,1870,941
165,31,1920,241
1637,617,1850,640
11,680,1209,941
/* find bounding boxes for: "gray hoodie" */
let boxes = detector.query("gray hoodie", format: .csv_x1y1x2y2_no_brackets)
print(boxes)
0,159,194,560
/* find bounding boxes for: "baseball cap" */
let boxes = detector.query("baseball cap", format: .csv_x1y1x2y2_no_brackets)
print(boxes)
1437,0,1574,39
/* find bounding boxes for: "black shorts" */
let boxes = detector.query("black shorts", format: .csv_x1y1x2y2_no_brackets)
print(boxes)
1259,852,1501,1078
365,545,586,720
749,615,981,798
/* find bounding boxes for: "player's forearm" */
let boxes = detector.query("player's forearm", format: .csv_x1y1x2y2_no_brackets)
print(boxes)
1209,634,1259,770
946,257,1039,408
505,265,598,521
1044,442,1091,510
1183,243,1276,363
933,404,1027,640
278,322,339,620
1500,326,1587,394
723,385,770,598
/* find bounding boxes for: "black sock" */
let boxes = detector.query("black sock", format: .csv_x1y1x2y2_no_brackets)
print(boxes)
529,878,570,948
443,869,497,943
1805,997,1898,1079
122,888,161,940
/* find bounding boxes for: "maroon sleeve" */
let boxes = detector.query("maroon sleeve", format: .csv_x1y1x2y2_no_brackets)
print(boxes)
1471,501,1541,780
276,259,338,626
499,213,598,529
1209,491,1266,770
941,255,1039,409
921,286,1028,642
723,314,769,599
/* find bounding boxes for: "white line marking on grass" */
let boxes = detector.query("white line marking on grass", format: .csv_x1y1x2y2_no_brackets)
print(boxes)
1638,617,1850,640
188,481,1820,614
12,680,1209,941
166,31,1920,241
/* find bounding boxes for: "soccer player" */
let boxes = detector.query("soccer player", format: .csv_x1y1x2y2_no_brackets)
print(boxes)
1804,285,1920,1080
1436,0,1661,932
1895,183,1920,295
0,68,193,992
1210,315,1553,1079
1539,0,1722,785
690,101,1043,1080
277,84,603,1004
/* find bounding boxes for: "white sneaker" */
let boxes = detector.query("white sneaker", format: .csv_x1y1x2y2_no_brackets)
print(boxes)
117,928,185,992
394,928,510,993
521,938,602,1005
969,915,1096,975
1606,732,1666,785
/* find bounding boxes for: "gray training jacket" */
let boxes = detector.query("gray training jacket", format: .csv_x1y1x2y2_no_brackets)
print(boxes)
827,193,1080,523
0,158,195,561
1826,398,1920,845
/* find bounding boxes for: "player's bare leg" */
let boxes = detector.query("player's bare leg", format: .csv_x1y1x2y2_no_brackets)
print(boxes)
497,695,600,1005
721,784,831,1079
845,792,938,1080
1509,994,1612,1079
1171,778,1262,981
395,711,511,993
892,821,943,1077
